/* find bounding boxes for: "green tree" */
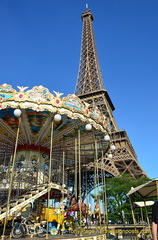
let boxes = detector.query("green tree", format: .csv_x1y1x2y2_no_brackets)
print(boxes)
93,174,150,223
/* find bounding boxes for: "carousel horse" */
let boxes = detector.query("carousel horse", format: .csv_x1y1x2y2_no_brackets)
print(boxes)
66,202,88,227
64,193,89,227
93,200,101,224
66,202,87,216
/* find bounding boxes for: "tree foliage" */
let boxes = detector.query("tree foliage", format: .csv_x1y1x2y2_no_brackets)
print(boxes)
94,174,150,223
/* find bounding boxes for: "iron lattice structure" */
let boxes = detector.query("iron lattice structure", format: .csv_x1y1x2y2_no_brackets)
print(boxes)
75,10,105,95
75,8,147,183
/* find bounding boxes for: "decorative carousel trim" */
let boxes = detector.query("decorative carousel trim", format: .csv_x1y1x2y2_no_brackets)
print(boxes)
0,84,110,133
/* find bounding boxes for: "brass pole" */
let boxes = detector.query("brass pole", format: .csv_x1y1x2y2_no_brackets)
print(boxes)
95,139,101,228
62,150,65,201
102,151,108,227
94,139,97,199
141,207,144,223
101,155,106,228
103,167,108,227
1,117,21,240
101,151,105,225
75,137,77,199
46,121,53,239
85,170,88,228
94,139,98,219
3,153,6,169
144,201,152,238
101,161,105,224
78,130,82,236
129,196,137,239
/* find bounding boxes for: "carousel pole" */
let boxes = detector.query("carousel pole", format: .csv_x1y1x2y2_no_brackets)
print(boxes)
95,139,102,229
45,113,62,239
144,201,152,239
94,139,98,213
94,137,97,211
101,158,105,225
59,150,65,235
102,155,108,227
62,150,65,202
73,136,78,236
78,129,82,236
101,152,105,226
103,134,114,228
85,170,89,228
129,196,137,235
3,153,6,172
46,120,54,239
74,137,78,201
1,109,22,240
94,138,97,198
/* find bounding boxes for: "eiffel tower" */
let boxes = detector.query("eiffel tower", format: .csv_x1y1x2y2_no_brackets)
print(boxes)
75,7,147,179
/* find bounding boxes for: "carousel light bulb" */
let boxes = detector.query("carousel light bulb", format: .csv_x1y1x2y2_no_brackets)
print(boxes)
85,123,92,131
68,187,73,192
14,109,22,118
110,145,116,150
54,114,61,121
104,135,110,141
108,153,113,158
2,179,7,184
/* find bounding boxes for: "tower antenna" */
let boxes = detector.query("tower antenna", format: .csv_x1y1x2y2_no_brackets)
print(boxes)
86,3,88,10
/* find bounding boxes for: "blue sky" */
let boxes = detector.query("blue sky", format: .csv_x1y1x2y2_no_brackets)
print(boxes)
0,0,158,179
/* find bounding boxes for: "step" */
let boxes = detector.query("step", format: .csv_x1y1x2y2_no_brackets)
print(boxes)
28,190,39,194
36,186,45,190
23,194,32,198
10,202,18,207
17,198,26,202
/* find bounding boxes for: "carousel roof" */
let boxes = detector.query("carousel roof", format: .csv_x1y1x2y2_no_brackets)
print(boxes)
0,83,111,167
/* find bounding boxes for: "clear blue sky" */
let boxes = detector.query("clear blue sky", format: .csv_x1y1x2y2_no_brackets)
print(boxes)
0,0,158,179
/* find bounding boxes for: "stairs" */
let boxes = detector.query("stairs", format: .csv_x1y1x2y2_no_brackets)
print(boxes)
0,182,67,220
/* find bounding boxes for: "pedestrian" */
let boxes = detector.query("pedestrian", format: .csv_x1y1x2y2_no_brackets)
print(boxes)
152,201,158,240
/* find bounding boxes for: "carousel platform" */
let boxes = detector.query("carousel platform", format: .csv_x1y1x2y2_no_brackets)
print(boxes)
2,233,111,240
1,226,118,240
1,224,149,240
5,233,136,240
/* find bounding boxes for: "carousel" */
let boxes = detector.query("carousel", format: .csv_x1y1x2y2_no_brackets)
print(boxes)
0,83,116,239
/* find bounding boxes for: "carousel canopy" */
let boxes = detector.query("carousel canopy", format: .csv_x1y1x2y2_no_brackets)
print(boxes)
0,84,111,169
